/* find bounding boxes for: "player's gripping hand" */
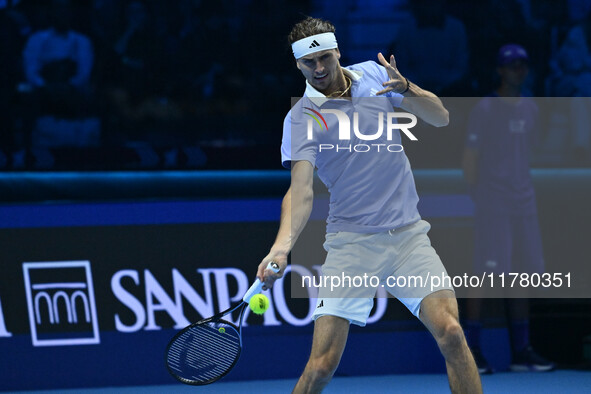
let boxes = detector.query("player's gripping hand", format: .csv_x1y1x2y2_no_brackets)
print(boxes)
257,251,287,290
376,52,409,95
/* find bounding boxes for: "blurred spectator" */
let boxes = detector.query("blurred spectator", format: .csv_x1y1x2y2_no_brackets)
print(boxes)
389,0,469,95
236,0,308,138
4,0,583,171
551,15,591,96
168,0,233,105
0,0,30,167
90,0,125,55
568,0,591,24
101,0,206,168
462,0,541,95
21,0,99,164
103,1,178,140
539,12,591,166
22,6,93,90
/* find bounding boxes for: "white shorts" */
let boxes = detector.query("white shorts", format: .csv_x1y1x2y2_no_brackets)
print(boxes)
312,220,454,326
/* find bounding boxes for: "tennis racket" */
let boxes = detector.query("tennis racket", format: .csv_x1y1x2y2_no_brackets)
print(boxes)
165,261,280,385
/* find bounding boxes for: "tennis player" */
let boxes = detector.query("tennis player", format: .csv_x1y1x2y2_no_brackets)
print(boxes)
257,17,482,393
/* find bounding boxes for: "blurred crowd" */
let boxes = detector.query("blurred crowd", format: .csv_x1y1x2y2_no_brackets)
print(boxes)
0,0,590,170
0,0,307,169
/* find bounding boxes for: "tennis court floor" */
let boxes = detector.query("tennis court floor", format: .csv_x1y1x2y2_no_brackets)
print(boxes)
9,370,591,393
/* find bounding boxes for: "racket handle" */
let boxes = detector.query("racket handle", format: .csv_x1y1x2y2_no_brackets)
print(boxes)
243,261,280,303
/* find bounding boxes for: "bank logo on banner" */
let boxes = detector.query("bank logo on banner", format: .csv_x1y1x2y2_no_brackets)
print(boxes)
22,261,100,347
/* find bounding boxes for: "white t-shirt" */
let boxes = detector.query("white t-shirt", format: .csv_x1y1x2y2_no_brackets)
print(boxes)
282,61,421,233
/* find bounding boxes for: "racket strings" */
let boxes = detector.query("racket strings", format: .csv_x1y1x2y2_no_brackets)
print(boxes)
166,321,241,384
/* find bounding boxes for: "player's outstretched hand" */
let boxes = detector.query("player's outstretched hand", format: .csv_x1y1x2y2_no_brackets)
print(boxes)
376,52,409,95
257,251,287,290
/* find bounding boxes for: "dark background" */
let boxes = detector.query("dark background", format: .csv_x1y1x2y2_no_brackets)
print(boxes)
1,0,591,170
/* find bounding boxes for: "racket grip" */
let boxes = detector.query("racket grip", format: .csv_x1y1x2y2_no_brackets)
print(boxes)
243,261,280,303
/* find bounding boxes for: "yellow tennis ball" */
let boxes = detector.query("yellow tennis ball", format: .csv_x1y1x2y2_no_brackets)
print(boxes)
249,294,269,315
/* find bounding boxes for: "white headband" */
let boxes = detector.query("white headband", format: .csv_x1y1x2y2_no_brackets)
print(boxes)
292,32,338,59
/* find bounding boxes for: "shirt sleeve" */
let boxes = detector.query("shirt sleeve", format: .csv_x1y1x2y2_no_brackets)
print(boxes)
280,113,293,168
281,108,319,169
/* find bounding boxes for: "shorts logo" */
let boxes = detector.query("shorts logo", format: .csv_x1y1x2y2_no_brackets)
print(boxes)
317,300,324,308
23,261,100,347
